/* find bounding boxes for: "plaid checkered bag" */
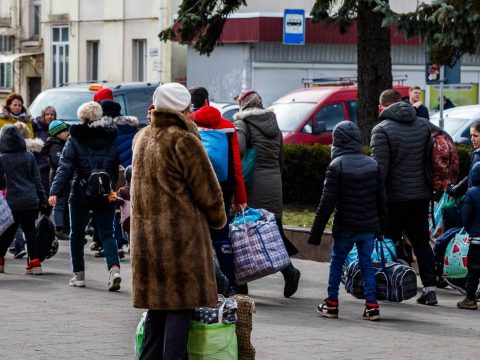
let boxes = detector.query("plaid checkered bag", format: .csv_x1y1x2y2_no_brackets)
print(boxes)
0,192,13,236
229,208,291,284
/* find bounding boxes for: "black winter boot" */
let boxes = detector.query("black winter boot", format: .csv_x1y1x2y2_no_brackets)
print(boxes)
282,264,301,298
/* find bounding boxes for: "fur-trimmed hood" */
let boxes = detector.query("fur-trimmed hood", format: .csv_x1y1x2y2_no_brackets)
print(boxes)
25,137,44,153
109,115,140,128
235,108,280,138
69,119,117,150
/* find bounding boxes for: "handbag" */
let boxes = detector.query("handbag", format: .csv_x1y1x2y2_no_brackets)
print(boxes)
444,227,470,279
37,215,58,261
229,208,291,284
188,297,238,360
345,238,417,302
0,191,14,236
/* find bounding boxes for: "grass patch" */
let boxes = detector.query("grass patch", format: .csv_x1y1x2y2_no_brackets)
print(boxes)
283,203,333,229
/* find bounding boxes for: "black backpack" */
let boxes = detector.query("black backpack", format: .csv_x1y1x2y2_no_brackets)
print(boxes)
84,148,112,200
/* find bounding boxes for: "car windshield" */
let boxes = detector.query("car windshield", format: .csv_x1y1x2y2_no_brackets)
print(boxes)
430,116,469,136
268,103,317,131
29,90,95,123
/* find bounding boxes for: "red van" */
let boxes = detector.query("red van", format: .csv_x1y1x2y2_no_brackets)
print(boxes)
269,85,410,145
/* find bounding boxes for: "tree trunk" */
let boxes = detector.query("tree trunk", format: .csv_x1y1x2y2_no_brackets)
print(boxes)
357,0,392,145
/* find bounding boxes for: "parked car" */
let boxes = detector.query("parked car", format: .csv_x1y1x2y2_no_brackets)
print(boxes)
29,82,160,125
210,102,239,122
430,105,480,145
268,85,410,145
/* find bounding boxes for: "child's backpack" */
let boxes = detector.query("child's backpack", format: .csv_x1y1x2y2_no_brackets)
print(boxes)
426,129,459,191
199,129,229,183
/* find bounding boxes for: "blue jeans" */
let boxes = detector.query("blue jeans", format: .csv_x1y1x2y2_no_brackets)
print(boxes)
69,203,119,273
329,231,377,303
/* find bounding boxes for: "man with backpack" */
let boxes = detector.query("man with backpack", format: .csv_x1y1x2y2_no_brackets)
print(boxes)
371,89,439,305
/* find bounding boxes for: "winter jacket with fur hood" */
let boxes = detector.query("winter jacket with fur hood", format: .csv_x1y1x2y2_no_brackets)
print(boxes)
111,115,139,168
0,125,46,211
371,102,433,202
235,108,283,217
309,121,387,243
189,105,247,205
49,118,119,205
130,108,226,310
0,108,33,137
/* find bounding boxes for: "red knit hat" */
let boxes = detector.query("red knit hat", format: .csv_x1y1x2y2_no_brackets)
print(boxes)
93,88,113,103
237,89,257,104
148,103,155,111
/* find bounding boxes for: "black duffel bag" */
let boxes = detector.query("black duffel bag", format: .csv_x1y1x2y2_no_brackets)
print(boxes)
345,239,418,302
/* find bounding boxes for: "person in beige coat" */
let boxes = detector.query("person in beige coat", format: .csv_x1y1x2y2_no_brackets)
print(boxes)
130,83,226,360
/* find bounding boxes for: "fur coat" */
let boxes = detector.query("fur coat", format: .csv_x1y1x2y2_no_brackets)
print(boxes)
130,108,226,310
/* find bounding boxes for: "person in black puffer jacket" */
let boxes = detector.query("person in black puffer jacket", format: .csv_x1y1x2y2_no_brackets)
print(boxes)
49,101,121,291
308,121,387,320
371,89,439,306
0,125,47,275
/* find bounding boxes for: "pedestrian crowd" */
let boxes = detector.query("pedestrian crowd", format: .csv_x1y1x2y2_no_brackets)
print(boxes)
0,83,479,360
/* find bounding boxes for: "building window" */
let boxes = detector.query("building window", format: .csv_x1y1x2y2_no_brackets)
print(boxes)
133,39,147,81
0,63,13,89
32,0,41,38
52,26,69,87
87,41,99,81
0,36,14,52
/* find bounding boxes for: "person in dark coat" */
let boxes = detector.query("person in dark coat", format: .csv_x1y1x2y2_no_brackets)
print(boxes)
458,162,480,310
32,106,57,196
0,125,47,275
308,121,386,320
235,89,301,298
43,120,70,240
49,101,121,291
403,85,429,120
371,89,439,306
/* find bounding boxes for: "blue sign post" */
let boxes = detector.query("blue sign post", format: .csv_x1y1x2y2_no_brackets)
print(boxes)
283,9,305,45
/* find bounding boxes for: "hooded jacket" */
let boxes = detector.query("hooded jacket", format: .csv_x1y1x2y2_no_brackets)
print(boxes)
0,108,33,137
112,115,139,168
49,118,119,205
189,106,247,205
42,136,67,185
462,162,480,237
130,109,226,310
0,125,46,211
32,117,51,174
235,108,283,217
450,147,480,198
309,121,387,242
371,102,432,202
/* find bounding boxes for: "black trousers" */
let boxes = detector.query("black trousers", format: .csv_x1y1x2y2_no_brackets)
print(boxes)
0,209,38,260
386,200,436,287
139,309,194,360
465,244,480,299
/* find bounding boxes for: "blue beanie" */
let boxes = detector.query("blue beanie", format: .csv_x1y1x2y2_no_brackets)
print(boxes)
48,120,68,136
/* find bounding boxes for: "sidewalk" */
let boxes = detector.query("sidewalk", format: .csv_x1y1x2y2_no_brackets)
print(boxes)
1,241,479,360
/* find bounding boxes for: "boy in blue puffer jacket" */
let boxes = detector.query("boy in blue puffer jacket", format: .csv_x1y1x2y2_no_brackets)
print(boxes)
458,162,480,310
307,121,387,321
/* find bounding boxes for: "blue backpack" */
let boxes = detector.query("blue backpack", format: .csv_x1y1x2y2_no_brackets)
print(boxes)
199,129,229,182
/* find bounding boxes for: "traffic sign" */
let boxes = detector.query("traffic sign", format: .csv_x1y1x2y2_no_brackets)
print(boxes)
283,9,305,45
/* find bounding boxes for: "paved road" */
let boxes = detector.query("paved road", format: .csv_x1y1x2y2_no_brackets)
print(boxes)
1,240,479,360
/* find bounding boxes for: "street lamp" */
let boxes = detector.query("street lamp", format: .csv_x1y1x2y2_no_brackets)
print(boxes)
389,0,434,14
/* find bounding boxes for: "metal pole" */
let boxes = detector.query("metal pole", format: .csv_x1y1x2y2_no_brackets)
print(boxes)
439,65,445,129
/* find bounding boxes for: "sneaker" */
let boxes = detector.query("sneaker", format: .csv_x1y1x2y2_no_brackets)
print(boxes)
89,242,99,251
69,271,86,287
118,248,125,259
55,230,70,241
283,266,301,298
25,258,42,275
8,247,16,255
416,290,438,306
363,302,380,321
457,297,478,310
316,298,339,318
94,249,105,258
0,257,5,273
13,249,27,259
108,266,121,291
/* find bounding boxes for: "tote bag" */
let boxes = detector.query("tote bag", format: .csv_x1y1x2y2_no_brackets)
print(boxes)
0,192,14,236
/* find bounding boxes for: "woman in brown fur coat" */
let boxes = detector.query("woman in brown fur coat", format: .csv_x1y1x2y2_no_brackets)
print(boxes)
130,83,226,360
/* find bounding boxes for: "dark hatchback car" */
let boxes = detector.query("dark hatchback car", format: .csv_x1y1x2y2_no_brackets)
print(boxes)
29,82,160,125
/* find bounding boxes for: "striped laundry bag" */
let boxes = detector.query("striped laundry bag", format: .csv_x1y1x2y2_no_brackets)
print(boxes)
0,191,13,236
229,208,291,284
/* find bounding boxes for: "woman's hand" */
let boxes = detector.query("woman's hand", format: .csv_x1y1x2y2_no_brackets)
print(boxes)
233,203,247,212
48,195,57,206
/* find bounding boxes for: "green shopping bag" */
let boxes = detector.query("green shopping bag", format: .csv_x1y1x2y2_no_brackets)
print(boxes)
188,321,237,360
134,312,147,360
444,228,470,279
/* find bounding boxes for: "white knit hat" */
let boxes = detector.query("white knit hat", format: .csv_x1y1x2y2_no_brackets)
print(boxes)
153,83,191,112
